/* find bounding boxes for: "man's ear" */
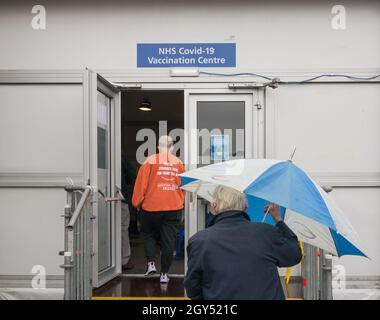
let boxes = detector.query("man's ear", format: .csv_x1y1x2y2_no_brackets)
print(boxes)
211,201,218,213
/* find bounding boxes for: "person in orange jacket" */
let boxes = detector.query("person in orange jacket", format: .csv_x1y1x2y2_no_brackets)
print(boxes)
132,135,184,283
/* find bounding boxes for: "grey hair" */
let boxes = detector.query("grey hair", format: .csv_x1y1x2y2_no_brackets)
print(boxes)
213,185,248,212
158,135,174,149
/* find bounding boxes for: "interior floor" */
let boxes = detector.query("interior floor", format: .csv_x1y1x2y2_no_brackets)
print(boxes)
93,276,185,298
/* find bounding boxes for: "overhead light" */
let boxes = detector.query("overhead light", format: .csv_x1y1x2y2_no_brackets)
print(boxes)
139,106,152,112
139,98,152,111
170,68,199,77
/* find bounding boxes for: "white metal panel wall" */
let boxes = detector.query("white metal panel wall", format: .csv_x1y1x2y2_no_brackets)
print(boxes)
0,83,84,277
330,188,380,276
0,189,65,275
267,84,380,174
266,84,380,276
0,85,83,173
0,0,378,70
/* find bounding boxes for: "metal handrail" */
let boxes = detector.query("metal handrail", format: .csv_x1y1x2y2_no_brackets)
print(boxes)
67,186,92,230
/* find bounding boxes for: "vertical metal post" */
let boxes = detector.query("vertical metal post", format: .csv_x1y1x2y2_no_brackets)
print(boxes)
320,253,333,300
75,193,79,299
69,228,74,299
326,255,333,300
89,193,95,299
85,198,91,299
318,249,325,299
83,200,88,299
61,191,73,300
319,186,334,300
78,193,82,299
302,243,319,300
79,207,83,299
63,205,71,300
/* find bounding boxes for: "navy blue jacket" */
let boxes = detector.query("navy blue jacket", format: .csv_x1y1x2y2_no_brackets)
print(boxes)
184,210,302,300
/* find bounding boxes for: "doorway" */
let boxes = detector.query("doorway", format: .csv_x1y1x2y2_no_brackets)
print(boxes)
121,90,184,282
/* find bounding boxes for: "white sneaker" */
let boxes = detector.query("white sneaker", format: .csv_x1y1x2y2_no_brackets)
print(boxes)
160,273,170,283
145,262,156,276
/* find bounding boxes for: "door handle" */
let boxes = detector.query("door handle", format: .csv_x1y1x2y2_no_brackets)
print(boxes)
115,184,125,201
98,187,124,202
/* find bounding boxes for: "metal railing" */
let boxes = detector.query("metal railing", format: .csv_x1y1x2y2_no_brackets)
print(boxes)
302,243,319,300
60,184,94,300
302,245,333,300
319,250,333,300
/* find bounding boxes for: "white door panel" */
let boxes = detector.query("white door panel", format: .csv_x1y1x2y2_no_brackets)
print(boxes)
185,92,257,241
89,71,122,288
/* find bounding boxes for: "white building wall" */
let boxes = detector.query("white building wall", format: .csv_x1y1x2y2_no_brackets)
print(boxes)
331,188,380,276
0,0,379,70
268,84,380,174
0,188,65,275
0,82,84,277
0,84,84,173
0,0,379,279
266,84,380,276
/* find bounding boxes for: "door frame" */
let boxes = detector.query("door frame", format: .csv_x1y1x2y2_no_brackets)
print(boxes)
107,82,265,281
115,84,265,276
89,71,122,288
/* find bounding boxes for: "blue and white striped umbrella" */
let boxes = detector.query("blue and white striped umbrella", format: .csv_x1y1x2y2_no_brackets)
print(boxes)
180,159,367,258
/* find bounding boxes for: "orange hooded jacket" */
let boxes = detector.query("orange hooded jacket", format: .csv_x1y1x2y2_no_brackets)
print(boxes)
132,152,185,212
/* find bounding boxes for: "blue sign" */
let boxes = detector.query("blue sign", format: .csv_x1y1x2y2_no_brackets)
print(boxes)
137,43,236,68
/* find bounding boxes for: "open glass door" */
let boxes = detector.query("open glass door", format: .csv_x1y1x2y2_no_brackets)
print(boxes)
185,93,256,241
89,71,122,288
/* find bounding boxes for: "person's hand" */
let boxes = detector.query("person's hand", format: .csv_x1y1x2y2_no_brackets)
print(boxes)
264,203,282,223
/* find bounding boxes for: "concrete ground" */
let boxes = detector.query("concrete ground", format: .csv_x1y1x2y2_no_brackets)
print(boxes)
0,288,64,300
2,287,380,300
1,234,378,300
333,289,380,300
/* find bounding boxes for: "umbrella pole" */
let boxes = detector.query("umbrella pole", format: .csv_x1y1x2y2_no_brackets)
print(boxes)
261,205,270,223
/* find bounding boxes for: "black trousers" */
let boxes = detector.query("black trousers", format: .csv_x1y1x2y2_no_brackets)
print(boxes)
139,209,182,273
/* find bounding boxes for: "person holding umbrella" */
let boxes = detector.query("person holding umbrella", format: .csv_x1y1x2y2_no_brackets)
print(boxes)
184,185,302,300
